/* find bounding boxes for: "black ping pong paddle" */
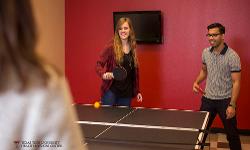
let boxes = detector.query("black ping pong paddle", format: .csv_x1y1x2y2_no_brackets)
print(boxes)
112,66,127,81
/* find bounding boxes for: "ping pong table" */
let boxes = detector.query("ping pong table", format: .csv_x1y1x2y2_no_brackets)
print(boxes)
75,104,210,150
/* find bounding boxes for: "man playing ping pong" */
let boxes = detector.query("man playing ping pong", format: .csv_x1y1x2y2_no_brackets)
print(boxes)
193,23,242,150
96,17,142,107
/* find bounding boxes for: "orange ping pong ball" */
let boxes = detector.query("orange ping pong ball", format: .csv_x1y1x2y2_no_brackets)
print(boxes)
94,101,101,109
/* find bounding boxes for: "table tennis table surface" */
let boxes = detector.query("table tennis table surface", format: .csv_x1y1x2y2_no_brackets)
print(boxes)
75,104,209,150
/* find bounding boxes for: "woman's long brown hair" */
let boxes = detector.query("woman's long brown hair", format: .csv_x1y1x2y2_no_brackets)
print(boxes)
113,17,138,67
0,0,49,92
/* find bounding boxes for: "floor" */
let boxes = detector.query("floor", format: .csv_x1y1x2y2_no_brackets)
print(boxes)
204,133,250,150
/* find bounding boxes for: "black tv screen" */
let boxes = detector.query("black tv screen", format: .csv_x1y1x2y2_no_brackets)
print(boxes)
113,11,162,44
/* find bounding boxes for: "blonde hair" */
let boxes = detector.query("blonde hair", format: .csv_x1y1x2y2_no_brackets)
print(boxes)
113,17,138,67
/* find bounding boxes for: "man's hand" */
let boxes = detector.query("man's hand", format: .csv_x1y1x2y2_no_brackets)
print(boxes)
193,82,200,93
226,106,236,119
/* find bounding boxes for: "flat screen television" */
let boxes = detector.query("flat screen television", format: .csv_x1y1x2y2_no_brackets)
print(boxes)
113,11,162,44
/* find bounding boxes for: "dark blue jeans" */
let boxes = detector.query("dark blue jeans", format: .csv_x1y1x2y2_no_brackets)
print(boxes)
200,96,241,150
101,90,132,107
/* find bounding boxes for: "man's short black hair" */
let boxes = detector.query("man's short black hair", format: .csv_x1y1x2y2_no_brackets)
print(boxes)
207,23,225,34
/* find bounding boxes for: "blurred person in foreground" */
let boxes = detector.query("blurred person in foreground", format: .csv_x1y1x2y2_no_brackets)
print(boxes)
0,0,87,149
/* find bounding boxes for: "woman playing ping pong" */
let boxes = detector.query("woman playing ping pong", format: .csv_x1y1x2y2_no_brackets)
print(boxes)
96,17,142,107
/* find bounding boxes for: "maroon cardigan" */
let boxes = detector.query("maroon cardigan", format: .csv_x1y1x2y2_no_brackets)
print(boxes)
96,45,140,98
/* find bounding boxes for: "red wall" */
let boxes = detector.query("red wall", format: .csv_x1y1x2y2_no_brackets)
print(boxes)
66,0,250,129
